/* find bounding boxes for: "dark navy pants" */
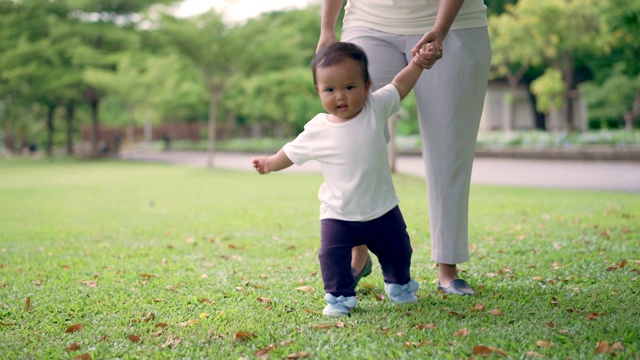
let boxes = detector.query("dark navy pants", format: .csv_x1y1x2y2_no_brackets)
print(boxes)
319,206,413,297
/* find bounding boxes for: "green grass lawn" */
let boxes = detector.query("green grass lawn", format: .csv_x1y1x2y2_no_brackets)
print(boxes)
0,158,638,359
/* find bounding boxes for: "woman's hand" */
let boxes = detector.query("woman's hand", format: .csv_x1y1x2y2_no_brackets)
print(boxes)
316,32,338,54
411,27,445,69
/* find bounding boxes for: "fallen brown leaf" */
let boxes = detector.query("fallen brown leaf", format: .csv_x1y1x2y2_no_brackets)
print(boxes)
453,328,469,337
65,342,81,352
309,323,336,329
26,296,31,312
471,303,486,311
612,342,624,351
179,319,199,327
414,323,437,330
78,281,97,287
473,345,507,357
586,312,605,320
254,348,270,359
257,297,272,303
295,286,315,293
487,309,505,316
73,353,91,360
139,273,155,280
536,340,553,348
232,331,256,341
128,334,141,342
595,341,611,354
65,324,83,333
161,335,181,348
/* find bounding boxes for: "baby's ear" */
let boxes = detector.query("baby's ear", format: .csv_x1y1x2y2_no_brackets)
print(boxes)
365,80,372,93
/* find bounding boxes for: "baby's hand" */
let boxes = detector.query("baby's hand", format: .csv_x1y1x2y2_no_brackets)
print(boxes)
413,42,441,70
252,157,270,174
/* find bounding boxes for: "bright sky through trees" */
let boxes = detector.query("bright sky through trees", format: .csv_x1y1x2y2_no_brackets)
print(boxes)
176,0,317,21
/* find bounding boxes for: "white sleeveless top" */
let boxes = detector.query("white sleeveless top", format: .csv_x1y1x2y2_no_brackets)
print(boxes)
343,0,488,35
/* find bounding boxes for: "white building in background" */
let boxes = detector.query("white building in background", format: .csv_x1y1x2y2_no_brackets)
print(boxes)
480,82,588,132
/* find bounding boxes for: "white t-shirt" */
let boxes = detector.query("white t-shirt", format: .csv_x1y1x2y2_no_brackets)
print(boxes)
343,0,488,35
283,84,400,221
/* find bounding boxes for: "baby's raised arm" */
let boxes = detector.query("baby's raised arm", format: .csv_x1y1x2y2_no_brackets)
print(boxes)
391,44,437,100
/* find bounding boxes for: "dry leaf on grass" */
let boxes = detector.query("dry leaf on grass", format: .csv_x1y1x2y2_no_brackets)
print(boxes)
233,331,256,341
161,335,181,348
179,319,199,327
586,312,605,320
139,273,155,280
487,309,505,316
65,324,83,333
309,323,338,330
414,323,437,330
536,340,554,348
595,341,624,355
473,345,507,357
295,286,315,293
471,303,486,311
453,328,469,337
65,342,81,352
78,281,97,287
128,334,141,342
26,296,31,312
73,353,91,360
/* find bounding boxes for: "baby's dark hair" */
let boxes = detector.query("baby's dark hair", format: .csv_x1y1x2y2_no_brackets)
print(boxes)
312,42,371,85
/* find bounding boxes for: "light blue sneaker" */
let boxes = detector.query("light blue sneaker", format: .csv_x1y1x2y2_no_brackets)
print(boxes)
384,280,419,304
322,293,357,317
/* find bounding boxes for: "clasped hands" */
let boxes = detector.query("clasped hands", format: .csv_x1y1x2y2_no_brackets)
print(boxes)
412,41,443,70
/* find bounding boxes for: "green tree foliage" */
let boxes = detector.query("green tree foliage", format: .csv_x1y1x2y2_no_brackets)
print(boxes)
0,0,80,155
579,0,640,129
504,0,603,131
158,10,246,167
68,0,173,156
225,67,322,138
488,5,543,131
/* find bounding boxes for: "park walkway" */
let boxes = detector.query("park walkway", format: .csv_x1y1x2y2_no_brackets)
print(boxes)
121,148,640,193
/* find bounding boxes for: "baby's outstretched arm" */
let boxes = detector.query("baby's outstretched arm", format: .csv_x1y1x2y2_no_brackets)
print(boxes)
252,149,294,175
391,44,436,100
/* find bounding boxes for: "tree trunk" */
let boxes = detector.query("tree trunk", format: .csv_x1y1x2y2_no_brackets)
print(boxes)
206,87,223,169
627,85,640,130
86,86,100,158
504,65,529,132
562,52,575,132
3,115,15,153
45,104,56,157
126,107,135,145
65,102,75,155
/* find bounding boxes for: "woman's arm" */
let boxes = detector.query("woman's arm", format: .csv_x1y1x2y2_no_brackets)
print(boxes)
317,0,345,53
411,0,464,62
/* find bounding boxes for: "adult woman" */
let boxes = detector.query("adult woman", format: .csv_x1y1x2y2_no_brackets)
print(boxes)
317,0,492,295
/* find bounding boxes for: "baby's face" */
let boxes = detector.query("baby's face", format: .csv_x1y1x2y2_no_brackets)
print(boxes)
315,58,370,122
